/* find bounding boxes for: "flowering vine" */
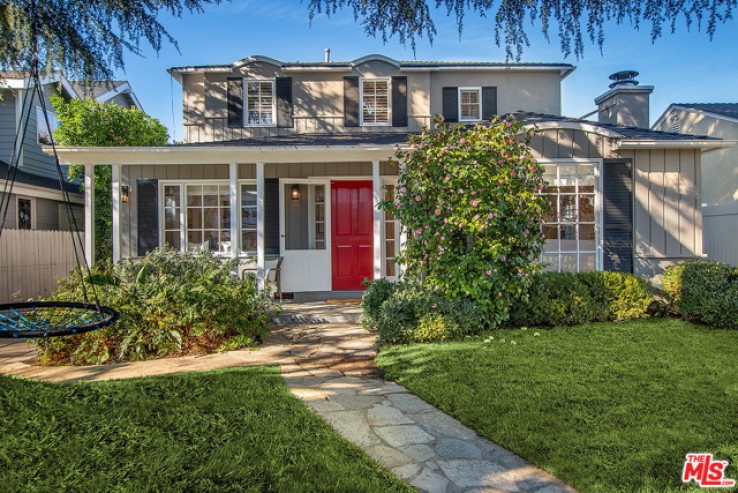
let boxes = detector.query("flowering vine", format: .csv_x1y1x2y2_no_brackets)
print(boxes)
382,115,547,326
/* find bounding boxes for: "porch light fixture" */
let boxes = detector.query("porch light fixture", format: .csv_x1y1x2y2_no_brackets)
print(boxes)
121,185,129,204
290,185,301,201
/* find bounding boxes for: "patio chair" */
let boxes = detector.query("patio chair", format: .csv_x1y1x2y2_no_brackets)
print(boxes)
240,256,283,301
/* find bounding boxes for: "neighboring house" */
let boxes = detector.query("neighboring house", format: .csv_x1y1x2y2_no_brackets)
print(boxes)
0,73,141,231
653,103,738,265
50,54,727,299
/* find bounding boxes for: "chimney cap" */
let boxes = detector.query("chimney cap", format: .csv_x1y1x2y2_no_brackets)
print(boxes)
609,70,640,89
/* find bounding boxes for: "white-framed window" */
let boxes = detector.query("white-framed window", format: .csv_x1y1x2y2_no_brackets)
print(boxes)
241,184,257,254
540,162,600,272
244,80,275,126
361,78,391,126
37,107,59,145
459,87,482,121
16,197,33,230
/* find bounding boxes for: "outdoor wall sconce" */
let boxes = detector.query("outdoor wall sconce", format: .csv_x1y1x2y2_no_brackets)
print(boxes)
290,184,301,201
121,185,129,204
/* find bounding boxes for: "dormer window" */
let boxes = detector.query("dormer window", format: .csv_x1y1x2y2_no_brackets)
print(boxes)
361,79,390,126
459,88,482,121
244,80,275,126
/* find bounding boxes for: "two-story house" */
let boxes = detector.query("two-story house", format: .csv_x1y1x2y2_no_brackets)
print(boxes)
0,74,141,231
51,55,728,299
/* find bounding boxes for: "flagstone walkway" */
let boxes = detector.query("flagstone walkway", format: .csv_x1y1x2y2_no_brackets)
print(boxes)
0,324,576,493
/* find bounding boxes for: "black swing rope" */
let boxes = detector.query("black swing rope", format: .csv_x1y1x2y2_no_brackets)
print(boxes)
0,0,119,338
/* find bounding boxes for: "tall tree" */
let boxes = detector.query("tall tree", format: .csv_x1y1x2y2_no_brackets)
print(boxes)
309,0,737,59
0,0,220,80
52,95,169,261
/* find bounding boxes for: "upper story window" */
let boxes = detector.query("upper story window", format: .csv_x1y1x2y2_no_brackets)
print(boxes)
245,80,275,126
459,88,482,121
361,79,390,126
37,107,59,145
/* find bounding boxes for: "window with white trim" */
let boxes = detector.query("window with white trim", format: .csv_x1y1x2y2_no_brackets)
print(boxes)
383,184,401,278
37,107,59,145
241,184,257,254
361,79,390,125
459,88,481,121
17,197,32,230
163,185,182,249
540,163,598,272
245,80,275,126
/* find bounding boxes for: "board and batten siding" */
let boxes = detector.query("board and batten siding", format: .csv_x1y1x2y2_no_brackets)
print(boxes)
119,161,397,259
530,128,702,277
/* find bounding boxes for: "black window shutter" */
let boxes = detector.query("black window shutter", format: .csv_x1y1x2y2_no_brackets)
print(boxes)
391,76,408,127
442,87,458,122
482,87,498,120
603,160,633,273
137,179,159,257
276,77,293,128
344,76,360,127
227,77,243,128
264,178,280,255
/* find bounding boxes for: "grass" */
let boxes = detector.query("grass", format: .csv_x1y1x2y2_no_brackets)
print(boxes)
377,318,738,493
0,366,411,492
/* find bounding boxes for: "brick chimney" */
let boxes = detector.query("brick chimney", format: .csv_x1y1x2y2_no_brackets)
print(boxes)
595,70,653,128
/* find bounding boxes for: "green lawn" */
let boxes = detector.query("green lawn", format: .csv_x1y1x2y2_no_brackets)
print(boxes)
0,367,410,492
377,318,738,493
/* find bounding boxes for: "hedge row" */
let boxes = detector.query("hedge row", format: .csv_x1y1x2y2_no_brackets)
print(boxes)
662,259,738,330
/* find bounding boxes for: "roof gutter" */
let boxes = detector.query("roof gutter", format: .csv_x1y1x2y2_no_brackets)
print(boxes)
617,139,736,151
399,65,575,79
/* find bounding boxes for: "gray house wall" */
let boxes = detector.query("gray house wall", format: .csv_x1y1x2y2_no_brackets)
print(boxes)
0,91,17,163
531,128,702,277
181,60,565,143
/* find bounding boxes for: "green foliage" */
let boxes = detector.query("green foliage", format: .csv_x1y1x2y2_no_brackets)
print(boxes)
384,115,546,327
0,1,220,81
0,367,411,492
373,282,485,344
662,259,738,329
309,1,735,59
51,95,168,261
33,248,278,365
360,278,397,330
510,271,653,327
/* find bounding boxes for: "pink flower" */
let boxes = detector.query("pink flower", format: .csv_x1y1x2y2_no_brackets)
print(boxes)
435,209,441,216
487,213,494,219
415,228,422,235
441,236,445,241
460,138,466,144
434,232,440,236
474,214,480,220
486,269,492,275
511,170,517,177
529,130,535,137
471,190,477,196
394,201,401,208
471,200,479,207
420,260,425,266
415,195,421,201
505,121,512,127
443,218,448,224
400,187,407,193
498,291,503,297
531,167,538,173
424,224,429,229
445,175,451,180
498,179,505,185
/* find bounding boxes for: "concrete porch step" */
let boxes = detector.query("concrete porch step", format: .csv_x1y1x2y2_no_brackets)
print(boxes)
275,302,362,325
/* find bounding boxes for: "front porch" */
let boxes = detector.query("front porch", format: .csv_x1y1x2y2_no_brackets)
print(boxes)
52,136,408,294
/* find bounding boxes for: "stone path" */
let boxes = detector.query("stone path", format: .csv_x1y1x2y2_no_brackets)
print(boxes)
0,324,576,493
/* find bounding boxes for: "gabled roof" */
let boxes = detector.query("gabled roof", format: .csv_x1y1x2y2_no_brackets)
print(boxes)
653,103,738,128
0,160,82,195
69,81,143,110
168,55,575,81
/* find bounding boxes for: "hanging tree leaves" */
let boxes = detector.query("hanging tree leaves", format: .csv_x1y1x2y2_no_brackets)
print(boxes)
308,0,737,59
0,0,221,80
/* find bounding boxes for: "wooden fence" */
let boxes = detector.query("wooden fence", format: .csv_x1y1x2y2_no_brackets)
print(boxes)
703,204,738,266
0,229,80,302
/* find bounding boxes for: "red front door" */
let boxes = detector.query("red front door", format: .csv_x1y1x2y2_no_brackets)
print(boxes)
331,181,374,290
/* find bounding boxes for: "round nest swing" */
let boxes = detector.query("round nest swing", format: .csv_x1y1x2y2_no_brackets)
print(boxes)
0,6,120,339
0,302,120,338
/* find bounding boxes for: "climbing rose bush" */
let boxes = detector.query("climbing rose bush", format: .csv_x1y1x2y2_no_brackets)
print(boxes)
383,115,547,327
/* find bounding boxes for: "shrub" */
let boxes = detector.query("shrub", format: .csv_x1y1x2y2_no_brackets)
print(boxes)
33,248,279,365
384,115,547,328
360,278,397,330
578,271,653,321
375,283,485,344
510,271,653,327
662,260,738,329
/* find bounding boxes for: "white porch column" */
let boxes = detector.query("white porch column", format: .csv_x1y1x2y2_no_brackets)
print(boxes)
372,159,382,280
228,162,240,260
84,165,95,267
111,164,121,264
256,162,265,292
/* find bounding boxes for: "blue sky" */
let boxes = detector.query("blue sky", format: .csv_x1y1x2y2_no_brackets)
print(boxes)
116,0,738,141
